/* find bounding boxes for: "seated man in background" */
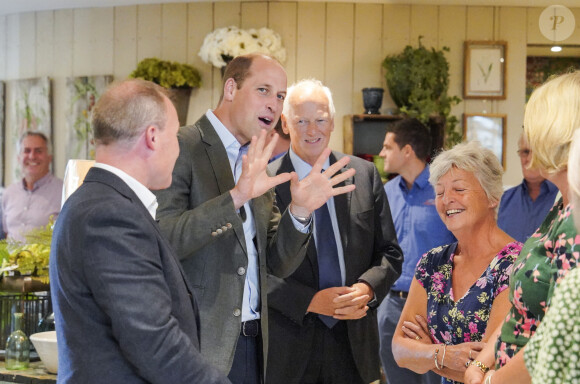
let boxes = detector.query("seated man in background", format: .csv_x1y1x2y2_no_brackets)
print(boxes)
497,133,558,243
1,132,63,242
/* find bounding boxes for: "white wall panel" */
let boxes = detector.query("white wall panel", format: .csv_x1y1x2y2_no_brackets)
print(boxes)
137,4,162,61
114,6,138,80
0,2,577,186
326,3,354,150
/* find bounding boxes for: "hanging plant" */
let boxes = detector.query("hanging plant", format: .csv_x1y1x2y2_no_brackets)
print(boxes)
383,37,462,149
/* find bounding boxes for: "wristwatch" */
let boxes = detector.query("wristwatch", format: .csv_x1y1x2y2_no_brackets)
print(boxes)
289,204,312,226
290,211,312,226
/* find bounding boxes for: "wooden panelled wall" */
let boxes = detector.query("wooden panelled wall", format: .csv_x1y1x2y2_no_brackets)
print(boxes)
0,3,579,186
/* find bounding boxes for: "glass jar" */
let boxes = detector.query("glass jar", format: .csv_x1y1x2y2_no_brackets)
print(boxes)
5,312,30,370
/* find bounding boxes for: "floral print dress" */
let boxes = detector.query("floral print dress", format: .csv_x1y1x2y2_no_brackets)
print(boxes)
495,199,579,367
415,241,521,384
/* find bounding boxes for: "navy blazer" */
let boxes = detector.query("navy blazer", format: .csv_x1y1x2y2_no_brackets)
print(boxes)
266,151,403,383
50,167,229,384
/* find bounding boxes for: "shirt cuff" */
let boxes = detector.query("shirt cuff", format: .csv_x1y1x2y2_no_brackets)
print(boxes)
289,213,311,233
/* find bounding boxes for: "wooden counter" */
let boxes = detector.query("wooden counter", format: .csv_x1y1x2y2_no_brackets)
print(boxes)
0,361,56,383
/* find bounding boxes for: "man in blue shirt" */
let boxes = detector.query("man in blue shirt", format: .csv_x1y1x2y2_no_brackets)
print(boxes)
377,118,455,384
497,133,558,243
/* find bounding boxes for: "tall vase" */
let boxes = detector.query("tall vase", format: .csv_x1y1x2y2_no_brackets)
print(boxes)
167,88,192,127
362,88,384,114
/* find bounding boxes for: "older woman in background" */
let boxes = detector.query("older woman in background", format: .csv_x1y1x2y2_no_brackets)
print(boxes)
464,71,580,384
392,141,522,384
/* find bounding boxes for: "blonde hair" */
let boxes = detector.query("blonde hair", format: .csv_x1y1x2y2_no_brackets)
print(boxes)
524,71,580,175
429,140,504,213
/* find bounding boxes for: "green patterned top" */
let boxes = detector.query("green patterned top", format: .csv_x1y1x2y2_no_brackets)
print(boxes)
524,267,580,383
494,199,579,367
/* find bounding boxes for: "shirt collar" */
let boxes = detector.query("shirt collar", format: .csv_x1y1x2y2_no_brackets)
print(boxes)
21,172,52,192
288,147,330,180
521,178,559,195
93,163,158,219
206,109,243,170
398,164,430,191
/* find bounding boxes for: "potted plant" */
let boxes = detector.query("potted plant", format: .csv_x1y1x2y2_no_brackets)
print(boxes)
0,219,53,290
129,58,202,125
383,37,462,152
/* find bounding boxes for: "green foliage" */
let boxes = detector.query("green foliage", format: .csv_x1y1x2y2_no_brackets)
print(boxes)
383,37,462,148
0,218,54,284
130,58,202,89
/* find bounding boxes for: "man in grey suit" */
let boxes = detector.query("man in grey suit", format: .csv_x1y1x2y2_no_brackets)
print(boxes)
265,79,403,383
154,54,355,384
50,80,230,383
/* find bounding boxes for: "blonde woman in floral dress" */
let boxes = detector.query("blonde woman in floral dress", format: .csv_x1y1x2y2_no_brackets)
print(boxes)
521,129,580,383
392,141,522,384
464,71,580,384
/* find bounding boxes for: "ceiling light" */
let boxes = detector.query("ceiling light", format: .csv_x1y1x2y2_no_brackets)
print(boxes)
551,46,562,52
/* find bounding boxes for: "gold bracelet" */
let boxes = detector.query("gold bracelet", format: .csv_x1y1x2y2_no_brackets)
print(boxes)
434,347,440,370
440,344,447,369
470,360,490,374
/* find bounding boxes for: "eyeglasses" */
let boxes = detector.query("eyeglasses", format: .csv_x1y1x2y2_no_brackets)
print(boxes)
517,149,531,157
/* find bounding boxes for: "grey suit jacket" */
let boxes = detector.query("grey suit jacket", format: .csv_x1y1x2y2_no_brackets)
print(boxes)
50,167,229,384
266,152,403,383
154,115,310,374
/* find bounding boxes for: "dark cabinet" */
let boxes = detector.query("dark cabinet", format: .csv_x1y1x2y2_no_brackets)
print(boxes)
343,114,403,156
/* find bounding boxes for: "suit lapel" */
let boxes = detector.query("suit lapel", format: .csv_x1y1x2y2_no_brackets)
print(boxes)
197,115,236,194
196,116,247,253
274,154,294,209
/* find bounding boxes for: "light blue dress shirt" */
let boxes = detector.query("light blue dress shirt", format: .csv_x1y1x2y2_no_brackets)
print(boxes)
206,111,309,321
385,166,455,292
497,179,559,243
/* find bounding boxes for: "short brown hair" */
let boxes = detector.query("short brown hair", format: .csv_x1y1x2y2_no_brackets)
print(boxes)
92,79,169,146
220,53,280,101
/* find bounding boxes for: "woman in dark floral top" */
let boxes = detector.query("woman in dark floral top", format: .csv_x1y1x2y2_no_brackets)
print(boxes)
464,71,580,384
392,141,521,384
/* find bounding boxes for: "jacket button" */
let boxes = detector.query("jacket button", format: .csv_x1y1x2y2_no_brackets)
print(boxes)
233,308,241,317
222,225,228,231
226,223,232,229
237,267,246,276
211,231,217,237
216,228,223,235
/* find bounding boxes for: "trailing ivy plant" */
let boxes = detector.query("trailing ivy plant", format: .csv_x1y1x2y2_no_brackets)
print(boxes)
130,58,202,89
383,37,462,149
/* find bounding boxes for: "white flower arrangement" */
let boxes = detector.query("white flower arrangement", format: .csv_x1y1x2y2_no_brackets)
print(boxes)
198,26,287,68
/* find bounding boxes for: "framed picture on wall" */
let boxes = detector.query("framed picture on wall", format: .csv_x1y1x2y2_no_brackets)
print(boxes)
464,41,507,99
463,113,506,168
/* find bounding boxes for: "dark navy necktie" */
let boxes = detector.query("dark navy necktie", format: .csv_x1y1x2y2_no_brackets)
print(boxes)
315,202,341,328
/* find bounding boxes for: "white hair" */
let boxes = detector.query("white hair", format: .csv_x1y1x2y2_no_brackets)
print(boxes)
282,78,336,118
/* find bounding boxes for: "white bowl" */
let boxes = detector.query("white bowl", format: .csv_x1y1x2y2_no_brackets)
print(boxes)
30,331,58,374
